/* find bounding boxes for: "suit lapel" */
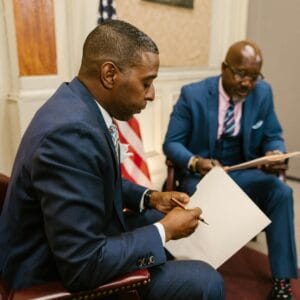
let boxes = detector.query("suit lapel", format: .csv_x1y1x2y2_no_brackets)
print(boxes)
114,176,127,230
93,109,120,179
94,114,120,177
242,93,255,158
68,78,126,229
208,78,219,155
103,130,120,178
68,78,120,177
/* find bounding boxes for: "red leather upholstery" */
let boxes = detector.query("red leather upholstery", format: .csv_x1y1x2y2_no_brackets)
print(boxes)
0,174,150,300
0,173,9,211
9,269,150,300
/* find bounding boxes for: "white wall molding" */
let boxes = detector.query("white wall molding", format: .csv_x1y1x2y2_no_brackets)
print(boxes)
157,67,219,82
3,0,73,97
65,0,99,77
209,0,249,68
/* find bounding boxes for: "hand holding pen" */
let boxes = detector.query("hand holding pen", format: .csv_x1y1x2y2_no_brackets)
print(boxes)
170,197,209,225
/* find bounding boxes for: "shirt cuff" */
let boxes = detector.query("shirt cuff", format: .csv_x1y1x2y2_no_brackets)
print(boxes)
188,156,195,169
139,189,149,212
154,222,166,246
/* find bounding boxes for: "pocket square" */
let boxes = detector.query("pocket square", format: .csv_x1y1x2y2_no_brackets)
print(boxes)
252,120,263,129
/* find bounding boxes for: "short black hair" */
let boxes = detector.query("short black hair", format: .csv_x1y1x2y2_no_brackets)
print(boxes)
81,19,159,74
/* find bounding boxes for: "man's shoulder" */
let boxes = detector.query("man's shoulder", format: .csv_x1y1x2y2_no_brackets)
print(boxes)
253,79,272,94
22,79,103,146
182,76,219,93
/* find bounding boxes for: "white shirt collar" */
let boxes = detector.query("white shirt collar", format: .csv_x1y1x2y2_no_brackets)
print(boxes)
94,100,112,129
94,99,133,163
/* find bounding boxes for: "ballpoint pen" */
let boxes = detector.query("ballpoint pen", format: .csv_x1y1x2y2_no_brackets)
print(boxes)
171,197,209,225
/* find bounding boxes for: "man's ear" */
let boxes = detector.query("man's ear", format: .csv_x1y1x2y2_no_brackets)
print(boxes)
221,62,226,72
100,62,118,89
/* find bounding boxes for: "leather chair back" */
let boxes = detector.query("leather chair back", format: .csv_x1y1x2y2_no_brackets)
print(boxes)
0,174,149,299
0,173,9,212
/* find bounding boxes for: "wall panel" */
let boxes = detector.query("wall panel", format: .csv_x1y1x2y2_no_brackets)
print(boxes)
13,0,57,75
247,0,300,179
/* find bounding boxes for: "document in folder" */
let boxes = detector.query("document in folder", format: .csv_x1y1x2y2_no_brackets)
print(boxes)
165,166,271,269
225,151,300,172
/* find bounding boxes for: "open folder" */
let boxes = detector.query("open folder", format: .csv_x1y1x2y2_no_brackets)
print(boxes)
225,151,300,172
165,166,271,269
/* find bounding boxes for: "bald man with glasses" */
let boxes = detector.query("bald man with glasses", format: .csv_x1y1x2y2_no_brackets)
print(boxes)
163,40,297,300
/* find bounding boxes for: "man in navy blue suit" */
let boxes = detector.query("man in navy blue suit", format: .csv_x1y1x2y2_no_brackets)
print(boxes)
0,20,224,299
163,40,298,299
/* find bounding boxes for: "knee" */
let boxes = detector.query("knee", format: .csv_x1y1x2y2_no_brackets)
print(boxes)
192,262,224,300
274,182,293,206
206,270,225,300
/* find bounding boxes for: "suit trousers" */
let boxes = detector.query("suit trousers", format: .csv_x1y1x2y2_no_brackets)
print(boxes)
141,259,224,300
125,209,225,300
181,168,298,279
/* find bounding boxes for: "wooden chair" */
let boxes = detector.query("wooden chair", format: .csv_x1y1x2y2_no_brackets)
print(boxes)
0,173,150,300
163,159,181,192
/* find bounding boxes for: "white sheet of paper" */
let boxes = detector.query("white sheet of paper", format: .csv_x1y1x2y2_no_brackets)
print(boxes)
165,166,271,269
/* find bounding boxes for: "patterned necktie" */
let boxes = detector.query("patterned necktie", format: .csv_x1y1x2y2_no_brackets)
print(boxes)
223,99,235,137
109,123,120,161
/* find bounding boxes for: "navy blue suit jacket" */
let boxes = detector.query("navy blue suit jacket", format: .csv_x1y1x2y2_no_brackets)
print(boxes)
0,78,166,292
163,76,286,169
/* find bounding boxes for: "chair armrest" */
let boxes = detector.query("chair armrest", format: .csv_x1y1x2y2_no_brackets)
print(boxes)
165,159,175,191
278,169,287,182
9,269,150,300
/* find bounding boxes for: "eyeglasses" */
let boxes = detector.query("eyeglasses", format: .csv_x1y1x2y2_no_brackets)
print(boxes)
223,61,264,82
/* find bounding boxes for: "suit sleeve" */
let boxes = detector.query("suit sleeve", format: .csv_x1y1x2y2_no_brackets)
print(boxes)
163,86,196,168
259,84,286,154
31,122,166,292
122,177,146,211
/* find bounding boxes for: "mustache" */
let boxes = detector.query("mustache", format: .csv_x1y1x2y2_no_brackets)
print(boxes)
237,87,250,93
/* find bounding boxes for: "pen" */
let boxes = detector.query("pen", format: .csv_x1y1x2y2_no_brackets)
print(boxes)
171,197,209,225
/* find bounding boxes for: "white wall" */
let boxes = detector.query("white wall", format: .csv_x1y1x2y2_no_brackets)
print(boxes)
0,0,249,190
247,0,300,179
0,0,13,173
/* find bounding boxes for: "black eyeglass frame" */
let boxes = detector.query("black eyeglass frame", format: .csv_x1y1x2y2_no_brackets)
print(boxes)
223,61,264,82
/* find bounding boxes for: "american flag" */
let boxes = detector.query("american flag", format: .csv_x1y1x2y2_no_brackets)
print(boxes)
97,0,117,23
98,0,153,188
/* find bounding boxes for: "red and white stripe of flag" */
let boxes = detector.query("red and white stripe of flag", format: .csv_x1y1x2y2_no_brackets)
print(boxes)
98,0,153,188
116,118,153,189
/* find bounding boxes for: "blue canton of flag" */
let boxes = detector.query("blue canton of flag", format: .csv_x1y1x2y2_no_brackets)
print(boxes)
98,0,117,24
